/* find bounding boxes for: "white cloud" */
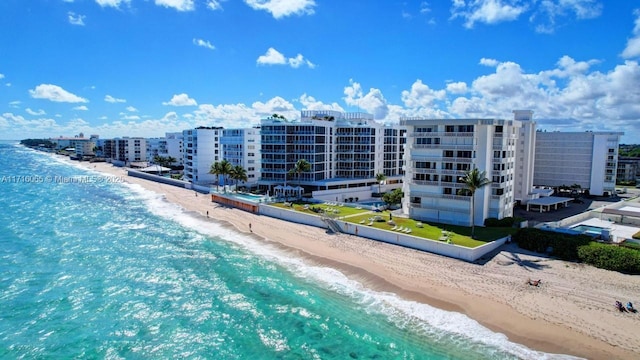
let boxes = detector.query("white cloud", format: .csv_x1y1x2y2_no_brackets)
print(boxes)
29,84,88,103
244,0,316,19
105,95,126,103
207,0,223,10
73,105,89,111
446,81,468,94
163,93,197,106
68,12,86,26
257,48,315,68
532,0,602,33
126,106,138,112
401,80,446,108
298,94,344,111
257,47,286,65
120,114,141,120
622,9,640,59
451,0,527,28
26,108,46,116
343,79,390,119
9,101,21,108
95,0,131,9
155,0,195,12
479,57,499,67
193,38,215,50
0,73,4,79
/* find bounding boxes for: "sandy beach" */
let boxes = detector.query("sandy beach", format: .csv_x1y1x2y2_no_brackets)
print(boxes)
77,159,640,359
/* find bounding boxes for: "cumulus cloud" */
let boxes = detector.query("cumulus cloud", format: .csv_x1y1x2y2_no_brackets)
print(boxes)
451,0,527,28
105,95,126,103
95,0,131,9
298,94,344,111
193,38,215,50
26,108,46,116
479,57,499,67
257,47,315,68
163,93,197,106
244,0,316,19
155,0,195,12
343,79,389,119
446,81,468,94
126,106,138,112
29,84,88,103
622,9,640,59
73,105,89,111
68,12,85,26
401,80,446,108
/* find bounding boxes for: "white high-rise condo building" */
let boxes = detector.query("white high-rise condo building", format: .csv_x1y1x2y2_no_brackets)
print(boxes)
103,137,147,166
259,110,405,201
534,131,623,196
165,132,184,166
400,117,521,227
182,127,222,184
513,110,537,204
221,127,261,187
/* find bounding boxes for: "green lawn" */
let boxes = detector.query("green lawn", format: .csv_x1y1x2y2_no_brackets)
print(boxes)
270,202,516,248
271,202,370,217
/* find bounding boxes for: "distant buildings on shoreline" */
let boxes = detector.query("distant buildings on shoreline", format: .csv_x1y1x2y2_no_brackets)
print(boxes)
40,110,624,228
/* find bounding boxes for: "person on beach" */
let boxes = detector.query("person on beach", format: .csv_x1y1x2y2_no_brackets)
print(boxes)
249,223,252,232
206,211,209,218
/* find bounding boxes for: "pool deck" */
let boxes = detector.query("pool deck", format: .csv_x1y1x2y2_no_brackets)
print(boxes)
570,218,637,243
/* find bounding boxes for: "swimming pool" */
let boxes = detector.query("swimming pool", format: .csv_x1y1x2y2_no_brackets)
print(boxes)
570,224,607,236
355,200,386,207
213,192,265,203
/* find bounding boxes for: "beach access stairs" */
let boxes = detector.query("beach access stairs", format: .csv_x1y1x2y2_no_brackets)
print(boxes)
321,216,343,234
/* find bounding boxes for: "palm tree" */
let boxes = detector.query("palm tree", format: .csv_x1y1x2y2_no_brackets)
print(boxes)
209,161,223,191
218,160,232,192
375,173,387,195
153,155,174,176
229,165,248,192
288,159,311,199
460,167,492,238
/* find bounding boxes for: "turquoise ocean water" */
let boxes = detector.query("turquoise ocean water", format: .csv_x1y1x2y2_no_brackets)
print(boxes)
0,143,577,359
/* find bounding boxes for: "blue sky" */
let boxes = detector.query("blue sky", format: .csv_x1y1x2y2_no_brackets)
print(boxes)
1,0,639,142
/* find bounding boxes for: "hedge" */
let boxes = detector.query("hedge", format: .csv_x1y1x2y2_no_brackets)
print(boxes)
577,243,640,274
513,228,591,261
513,228,640,274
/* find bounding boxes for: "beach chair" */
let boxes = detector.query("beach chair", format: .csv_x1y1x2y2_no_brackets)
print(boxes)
367,220,374,226
391,225,398,231
406,229,412,234
416,222,423,228
359,219,365,224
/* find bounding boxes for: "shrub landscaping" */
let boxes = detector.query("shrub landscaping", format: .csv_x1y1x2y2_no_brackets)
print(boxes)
513,228,640,274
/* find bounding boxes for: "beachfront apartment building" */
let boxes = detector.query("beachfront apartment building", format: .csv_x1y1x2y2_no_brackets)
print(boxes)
259,110,405,200
73,135,99,159
165,132,184,166
221,127,261,187
512,110,537,205
534,131,623,196
103,137,147,166
617,157,639,183
400,117,521,227
182,127,222,184
146,137,167,163
49,134,97,159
